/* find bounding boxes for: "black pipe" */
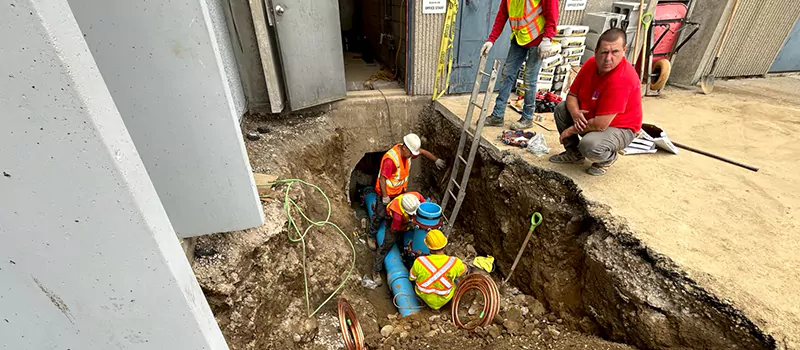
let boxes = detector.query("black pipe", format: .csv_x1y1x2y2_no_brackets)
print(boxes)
673,142,759,172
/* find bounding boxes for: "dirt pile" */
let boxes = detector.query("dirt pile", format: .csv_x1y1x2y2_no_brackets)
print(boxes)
370,284,632,350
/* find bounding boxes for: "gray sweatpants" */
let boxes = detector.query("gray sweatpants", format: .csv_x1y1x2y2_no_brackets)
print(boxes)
553,102,635,164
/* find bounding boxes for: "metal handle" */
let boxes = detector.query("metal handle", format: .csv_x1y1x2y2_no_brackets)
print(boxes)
274,4,285,15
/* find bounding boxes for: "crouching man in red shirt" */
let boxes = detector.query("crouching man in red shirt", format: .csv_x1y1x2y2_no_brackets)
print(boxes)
549,28,642,176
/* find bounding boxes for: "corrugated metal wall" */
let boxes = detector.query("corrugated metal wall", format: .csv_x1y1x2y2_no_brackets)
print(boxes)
410,0,587,95
410,0,444,95
703,0,800,78
558,1,586,25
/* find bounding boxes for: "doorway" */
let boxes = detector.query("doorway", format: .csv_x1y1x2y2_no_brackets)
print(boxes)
339,0,406,91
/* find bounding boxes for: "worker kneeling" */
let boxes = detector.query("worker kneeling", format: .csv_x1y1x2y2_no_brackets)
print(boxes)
371,191,427,286
409,230,467,310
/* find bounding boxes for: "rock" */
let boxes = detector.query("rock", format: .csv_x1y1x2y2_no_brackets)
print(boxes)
493,314,504,325
428,315,439,322
466,244,477,256
527,298,547,317
505,306,524,326
381,325,394,338
293,334,302,342
504,320,522,334
256,126,270,133
399,331,409,339
556,318,563,324
425,330,438,338
532,329,541,336
488,324,502,338
546,314,557,323
412,321,421,328
404,325,411,331
547,326,561,337
302,318,318,334
245,132,260,141
468,304,480,316
387,313,398,321
520,306,529,316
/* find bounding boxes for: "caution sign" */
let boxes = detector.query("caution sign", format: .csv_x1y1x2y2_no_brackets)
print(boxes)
423,0,446,14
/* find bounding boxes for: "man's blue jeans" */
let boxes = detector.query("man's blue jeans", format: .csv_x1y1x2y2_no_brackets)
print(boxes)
490,40,543,121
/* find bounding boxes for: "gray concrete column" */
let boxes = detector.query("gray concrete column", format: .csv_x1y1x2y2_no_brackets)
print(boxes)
0,1,228,348
67,0,265,237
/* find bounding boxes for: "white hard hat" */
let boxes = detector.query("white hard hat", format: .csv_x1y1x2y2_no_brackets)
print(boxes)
401,195,421,215
403,133,421,156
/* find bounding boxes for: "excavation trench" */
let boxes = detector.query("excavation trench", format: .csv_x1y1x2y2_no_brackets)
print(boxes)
191,94,773,350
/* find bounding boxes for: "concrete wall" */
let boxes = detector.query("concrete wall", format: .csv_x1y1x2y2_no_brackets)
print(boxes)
669,0,731,85
0,1,227,348
68,0,264,237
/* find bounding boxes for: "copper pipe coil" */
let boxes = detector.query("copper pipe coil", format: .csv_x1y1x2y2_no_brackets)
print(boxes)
337,298,365,350
451,273,501,330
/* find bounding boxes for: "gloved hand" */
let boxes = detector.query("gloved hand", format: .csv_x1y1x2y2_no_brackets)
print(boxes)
480,41,493,56
435,158,447,170
538,37,557,59
382,196,390,205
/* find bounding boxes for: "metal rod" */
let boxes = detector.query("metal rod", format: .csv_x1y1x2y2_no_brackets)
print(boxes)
673,142,758,172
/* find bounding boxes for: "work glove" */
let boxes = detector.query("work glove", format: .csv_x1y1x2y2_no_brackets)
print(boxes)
435,158,447,170
382,196,390,205
480,41,493,56
538,38,557,59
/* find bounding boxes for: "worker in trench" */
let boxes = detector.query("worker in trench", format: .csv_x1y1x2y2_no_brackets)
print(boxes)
480,0,560,131
409,230,467,310
549,28,643,176
367,133,445,250
370,191,427,286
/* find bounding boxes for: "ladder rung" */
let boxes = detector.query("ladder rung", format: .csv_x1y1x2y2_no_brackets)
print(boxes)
450,178,461,190
479,71,491,77
442,213,450,224
465,129,474,138
470,101,483,108
458,155,467,164
448,190,457,199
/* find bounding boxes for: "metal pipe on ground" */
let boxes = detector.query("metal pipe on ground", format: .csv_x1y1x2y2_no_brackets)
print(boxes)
673,141,759,172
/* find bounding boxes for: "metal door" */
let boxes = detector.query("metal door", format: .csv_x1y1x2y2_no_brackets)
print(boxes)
449,0,511,94
770,18,800,72
270,0,347,111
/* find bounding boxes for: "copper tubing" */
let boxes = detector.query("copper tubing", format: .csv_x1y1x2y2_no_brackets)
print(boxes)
337,298,365,350
451,273,501,330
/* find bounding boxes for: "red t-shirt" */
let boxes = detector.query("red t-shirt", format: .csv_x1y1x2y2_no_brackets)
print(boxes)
569,56,642,132
488,0,560,47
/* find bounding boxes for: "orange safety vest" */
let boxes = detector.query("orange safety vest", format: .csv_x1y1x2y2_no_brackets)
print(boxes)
374,144,411,197
386,192,425,230
409,255,466,310
508,0,546,46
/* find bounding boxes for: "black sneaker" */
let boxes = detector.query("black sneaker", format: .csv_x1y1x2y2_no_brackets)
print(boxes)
484,115,504,126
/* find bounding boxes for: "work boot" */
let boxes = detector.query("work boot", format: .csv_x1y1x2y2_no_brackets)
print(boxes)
509,117,533,130
586,157,618,176
549,151,585,164
371,271,383,287
484,115,504,127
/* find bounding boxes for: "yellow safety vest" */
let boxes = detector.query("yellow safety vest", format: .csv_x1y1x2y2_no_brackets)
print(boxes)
409,254,466,310
508,0,546,46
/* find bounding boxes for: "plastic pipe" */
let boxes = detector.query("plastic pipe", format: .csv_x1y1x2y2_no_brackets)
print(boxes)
364,191,421,316
412,202,443,255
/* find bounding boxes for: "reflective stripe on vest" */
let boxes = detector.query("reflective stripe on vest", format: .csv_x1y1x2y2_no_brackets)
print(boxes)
375,144,411,196
508,0,545,46
414,256,456,295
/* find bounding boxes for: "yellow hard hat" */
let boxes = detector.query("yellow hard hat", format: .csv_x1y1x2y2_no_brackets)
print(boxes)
424,229,447,250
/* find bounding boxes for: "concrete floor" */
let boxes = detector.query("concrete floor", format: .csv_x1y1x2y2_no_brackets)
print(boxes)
343,52,402,91
436,76,800,348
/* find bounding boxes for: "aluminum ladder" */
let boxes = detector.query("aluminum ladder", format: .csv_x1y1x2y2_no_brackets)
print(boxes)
440,54,500,237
